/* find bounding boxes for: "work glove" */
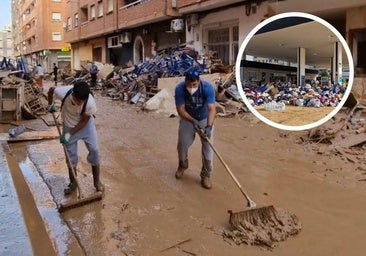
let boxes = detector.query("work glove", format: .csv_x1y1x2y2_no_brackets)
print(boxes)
204,125,212,138
60,132,71,144
191,119,202,131
48,104,56,113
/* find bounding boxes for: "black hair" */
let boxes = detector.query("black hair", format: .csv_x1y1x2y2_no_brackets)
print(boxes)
73,80,90,100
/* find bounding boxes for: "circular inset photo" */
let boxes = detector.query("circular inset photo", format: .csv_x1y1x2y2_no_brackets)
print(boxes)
236,12,354,131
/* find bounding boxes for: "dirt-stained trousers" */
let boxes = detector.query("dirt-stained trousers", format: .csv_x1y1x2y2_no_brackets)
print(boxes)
62,117,100,167
177,118,214,177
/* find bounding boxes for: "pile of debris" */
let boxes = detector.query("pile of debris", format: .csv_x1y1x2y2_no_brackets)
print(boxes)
214,72,248,117
86,50,246,118
93,50,209,105
243,80,346,109
0,73,47,121
303,92,366,164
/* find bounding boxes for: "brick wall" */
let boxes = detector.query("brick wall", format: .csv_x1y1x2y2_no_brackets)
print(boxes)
177,0,210,8
118,0,167,27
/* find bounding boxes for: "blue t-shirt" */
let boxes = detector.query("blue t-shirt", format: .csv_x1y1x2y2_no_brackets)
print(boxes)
175,80,215,121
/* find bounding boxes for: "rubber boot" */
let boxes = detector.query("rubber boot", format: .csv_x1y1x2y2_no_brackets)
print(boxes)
175,159,188,179
64,166,77,195
92,165,104,192
200,159,212,189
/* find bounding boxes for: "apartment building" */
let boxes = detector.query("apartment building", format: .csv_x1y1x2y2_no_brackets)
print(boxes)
64,0,183,69
12,0,71,73
0,25,14,60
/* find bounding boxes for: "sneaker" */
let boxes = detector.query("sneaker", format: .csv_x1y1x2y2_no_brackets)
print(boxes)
64,182,77,195
201,177,212,189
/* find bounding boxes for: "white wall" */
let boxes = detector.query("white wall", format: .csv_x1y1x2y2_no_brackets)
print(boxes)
185,3,270,56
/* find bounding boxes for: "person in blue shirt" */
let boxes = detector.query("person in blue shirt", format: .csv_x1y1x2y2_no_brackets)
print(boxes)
174,70,216,189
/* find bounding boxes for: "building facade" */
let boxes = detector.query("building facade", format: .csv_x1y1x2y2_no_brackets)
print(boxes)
64,0,182,69
0,25,14,60
12,0,71,73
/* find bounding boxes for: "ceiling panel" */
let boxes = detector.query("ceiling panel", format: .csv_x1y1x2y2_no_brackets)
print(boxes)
243,20,349,68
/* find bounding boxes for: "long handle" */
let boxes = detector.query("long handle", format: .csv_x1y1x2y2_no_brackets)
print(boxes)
51,112,82,198
198,128,256,207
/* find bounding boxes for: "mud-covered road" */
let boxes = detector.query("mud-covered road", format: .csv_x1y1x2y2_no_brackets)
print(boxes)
3,85,366,256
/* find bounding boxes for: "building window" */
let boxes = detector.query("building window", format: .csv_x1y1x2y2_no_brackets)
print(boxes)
350,29,366,76
90,4,96,20
205,24,239,65
74,13,79,27
232,26,239,65
52,12,61,21
107,0,113,13
80,5,88,23
52,32,62,41
98,1,103,17
67,17,72,30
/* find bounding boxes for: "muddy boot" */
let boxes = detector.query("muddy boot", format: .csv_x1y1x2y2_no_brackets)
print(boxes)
175,159,188,179
64,167,77,195
200,159,212,189
92,165,104,192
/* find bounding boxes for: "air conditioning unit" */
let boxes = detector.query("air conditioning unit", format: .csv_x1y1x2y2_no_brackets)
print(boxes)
120,32,132,43
171,19,184,32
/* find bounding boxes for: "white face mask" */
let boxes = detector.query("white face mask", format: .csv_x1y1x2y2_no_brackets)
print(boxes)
187,87,198,95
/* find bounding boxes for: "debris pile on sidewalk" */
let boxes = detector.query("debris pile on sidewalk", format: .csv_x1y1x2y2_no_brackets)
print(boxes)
94,50,209,104
214,72,248,117
242,80,347,110
84,50,247,118
301,93,366,164
0,72,47,121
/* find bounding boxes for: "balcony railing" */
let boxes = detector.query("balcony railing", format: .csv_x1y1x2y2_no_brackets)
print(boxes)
120,0,150,10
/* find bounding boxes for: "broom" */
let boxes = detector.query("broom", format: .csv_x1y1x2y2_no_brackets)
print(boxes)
52,112,103,212
196,127,272,208
196,127,301,246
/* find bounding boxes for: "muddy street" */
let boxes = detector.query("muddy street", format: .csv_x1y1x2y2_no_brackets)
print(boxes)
2,89,366,256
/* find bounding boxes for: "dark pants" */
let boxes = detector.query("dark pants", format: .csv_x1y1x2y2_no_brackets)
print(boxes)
91,73,97,87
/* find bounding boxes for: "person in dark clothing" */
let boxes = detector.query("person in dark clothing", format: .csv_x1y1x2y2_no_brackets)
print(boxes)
89,62,98,88
53,63,58,85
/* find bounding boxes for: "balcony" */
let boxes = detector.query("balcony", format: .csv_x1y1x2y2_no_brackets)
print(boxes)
177,0,245,14
117,0,179,29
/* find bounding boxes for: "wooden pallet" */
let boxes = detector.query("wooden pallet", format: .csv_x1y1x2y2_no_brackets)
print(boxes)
24,83,46,114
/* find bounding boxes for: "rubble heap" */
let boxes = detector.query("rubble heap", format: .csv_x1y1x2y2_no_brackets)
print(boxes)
0,74,47,120
243,80,347,109
303,93,366,165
